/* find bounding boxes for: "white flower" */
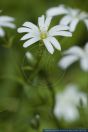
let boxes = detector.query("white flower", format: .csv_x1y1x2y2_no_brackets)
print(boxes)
0,15,16,37
46,5,88,32
17,15,72,54
59,42,88,71
54,84,87,122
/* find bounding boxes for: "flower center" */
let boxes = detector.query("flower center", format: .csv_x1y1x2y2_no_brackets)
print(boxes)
40,32,47,39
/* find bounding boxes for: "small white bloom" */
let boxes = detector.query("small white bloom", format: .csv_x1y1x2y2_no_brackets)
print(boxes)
47,5,88,32
17,15,72,54
25,51,34,61
54,84,87,122
0,15,16,37
59,42,88,71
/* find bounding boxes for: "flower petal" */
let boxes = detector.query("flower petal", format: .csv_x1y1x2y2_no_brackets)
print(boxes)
60,15,72,25
23,37,40,48
49,31,72,37
64,105,79,122
17,27,32,33
69,8,79,17
59,55,78,69
84,42,88,53
46,5,68,17
20,33,34,40
20,31,40,40
0,27,5,37
69,19,79,32
48,37,61,50
23,22,39,31
49,25,70,34
43,38,54,54
54,102,63,119
0,16,15,22
79,12,88,20
44,16,52,30
0,22,16,28
38,15,45,31
80,57,88,71
63,46,84,57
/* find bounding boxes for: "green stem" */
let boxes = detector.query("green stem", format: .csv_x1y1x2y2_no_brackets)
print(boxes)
40,70,55,106
29,43,44,82
39,70,59,127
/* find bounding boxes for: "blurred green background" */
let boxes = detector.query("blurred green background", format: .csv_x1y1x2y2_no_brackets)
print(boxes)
0,0,88,131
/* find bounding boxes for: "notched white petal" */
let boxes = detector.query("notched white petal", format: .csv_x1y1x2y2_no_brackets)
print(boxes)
44,16,52,30
50,31,72,37
43,38,54,54
69,19,79,32
46,5,68,17
23,37,40,48
59,55,78,69
79,12,88,20
60,15,72,25
17,27,32,33
63,46,84,57
23,22,39,31
38,15,45,30
48,37,61,50
0,16,15,22
20,33,34,40
0,22,16,28
49,25,70,33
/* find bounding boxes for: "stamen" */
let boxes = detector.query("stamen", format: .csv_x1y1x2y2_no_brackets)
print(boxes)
40,32,47,39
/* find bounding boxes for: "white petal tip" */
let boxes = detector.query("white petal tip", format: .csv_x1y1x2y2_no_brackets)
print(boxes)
23,44,28,48
51,52,54,54
58,46,61,51
12,25,16,28
70,29,75,32
57,47,61,51
49,50,54,54
0,35,5,37
50,50,54,54
17,28,20,33
68,33,72,37
20,38,23,41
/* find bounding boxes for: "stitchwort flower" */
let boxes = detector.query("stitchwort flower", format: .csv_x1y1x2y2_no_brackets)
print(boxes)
0,15,16,37
54,84,87,122
47,5,88,32
58,42,88,71
17,15,72,54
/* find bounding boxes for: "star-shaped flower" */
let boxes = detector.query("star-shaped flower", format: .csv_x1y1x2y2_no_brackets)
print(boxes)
58,43,88,71
54,84,87,122
46,5,88,32
0,15,16,37
17,15,72,54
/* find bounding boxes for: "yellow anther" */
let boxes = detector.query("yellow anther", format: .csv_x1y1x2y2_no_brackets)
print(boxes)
40,32,47,39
